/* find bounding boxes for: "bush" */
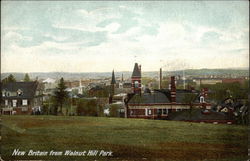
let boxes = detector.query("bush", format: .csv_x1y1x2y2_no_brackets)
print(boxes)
109,104,121,117
76,99,103,116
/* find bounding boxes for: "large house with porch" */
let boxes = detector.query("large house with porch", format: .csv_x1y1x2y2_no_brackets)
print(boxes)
1,81,44,115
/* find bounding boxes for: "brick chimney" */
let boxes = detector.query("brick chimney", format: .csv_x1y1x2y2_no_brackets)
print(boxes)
170,76,176,103
201,88,208,98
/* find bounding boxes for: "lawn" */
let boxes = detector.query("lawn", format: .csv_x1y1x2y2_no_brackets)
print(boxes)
1,115,248,161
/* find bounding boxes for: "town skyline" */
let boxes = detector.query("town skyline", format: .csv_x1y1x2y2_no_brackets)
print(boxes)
1,1,249,73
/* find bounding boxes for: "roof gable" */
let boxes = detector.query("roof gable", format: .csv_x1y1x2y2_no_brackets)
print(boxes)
2,81,39,98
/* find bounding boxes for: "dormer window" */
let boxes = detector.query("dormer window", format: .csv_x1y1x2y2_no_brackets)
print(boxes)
200,96,205,103
17,89,23,96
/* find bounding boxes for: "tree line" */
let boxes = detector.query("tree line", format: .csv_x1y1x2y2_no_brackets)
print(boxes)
2,73,31,83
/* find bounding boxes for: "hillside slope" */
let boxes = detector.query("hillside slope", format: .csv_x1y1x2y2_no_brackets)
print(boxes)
1,116,248,161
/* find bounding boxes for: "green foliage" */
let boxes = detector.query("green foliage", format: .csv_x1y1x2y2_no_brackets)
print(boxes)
161,80,169,89
201,82,248,102
182,93,197,118
2,74,16,84
141,77,153,85
23,73,31,82
109,104,120,117
54,78,69,114
42,96,58,115
88,86,110,97
76,99,100,116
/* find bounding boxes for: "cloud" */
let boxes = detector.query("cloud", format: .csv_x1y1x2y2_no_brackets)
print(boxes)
1,1,248,72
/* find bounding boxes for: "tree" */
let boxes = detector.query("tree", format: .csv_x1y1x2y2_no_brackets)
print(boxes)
2,74,16,84
54,78,68,115
182,93,197,118
24,73,31,82
201,82,248,102
76,99,99,116
109,104,120,117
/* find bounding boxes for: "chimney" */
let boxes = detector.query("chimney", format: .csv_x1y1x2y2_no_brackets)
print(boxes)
201,88,208,98
170,76,176,103
159,68,162,89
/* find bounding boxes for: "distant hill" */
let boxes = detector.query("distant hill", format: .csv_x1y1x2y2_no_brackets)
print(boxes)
1,68,249,81
171,68,249,77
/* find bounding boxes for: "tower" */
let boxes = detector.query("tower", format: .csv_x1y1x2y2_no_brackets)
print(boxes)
131,63,141,94
78,79,83,94
159,68,162,89
110,70,116,96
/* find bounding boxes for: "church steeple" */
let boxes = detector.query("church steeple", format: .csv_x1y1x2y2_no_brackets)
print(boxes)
110,70,116,97
111,70,116,85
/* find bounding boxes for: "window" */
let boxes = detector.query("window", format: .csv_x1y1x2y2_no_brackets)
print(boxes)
134,81,139,88
157,109,162,115
17,89,23,96
22,99,28,106
163,109,168,115
148,109,152,115
5,100,8,106
200,96,204,103
12,100,17,107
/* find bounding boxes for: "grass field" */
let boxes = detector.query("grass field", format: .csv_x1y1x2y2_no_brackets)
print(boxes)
1,115,248,161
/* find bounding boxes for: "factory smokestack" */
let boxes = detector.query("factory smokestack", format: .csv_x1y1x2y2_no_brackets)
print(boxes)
159,68,162,89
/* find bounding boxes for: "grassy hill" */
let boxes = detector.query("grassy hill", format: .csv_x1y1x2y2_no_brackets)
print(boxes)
1,115,248,161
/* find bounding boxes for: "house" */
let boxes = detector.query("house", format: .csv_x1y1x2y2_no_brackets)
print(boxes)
1,81,44,115
124,63,211,119
193,78,223,85
42,78,57,100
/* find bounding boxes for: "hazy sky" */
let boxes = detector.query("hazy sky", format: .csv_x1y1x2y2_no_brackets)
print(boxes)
1,1,249,72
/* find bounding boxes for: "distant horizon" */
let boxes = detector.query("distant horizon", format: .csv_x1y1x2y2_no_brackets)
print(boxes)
1,66,248,74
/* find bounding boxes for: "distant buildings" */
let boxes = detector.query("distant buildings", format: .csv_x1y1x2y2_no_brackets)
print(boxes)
193,77,246,86
42,78,57,99
1,63,247,123
222,78,245,84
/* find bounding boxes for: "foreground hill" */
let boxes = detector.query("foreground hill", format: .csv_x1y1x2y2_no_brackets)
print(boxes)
1,116,248,161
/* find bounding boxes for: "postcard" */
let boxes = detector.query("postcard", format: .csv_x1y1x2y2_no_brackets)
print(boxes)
1,1,249,161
